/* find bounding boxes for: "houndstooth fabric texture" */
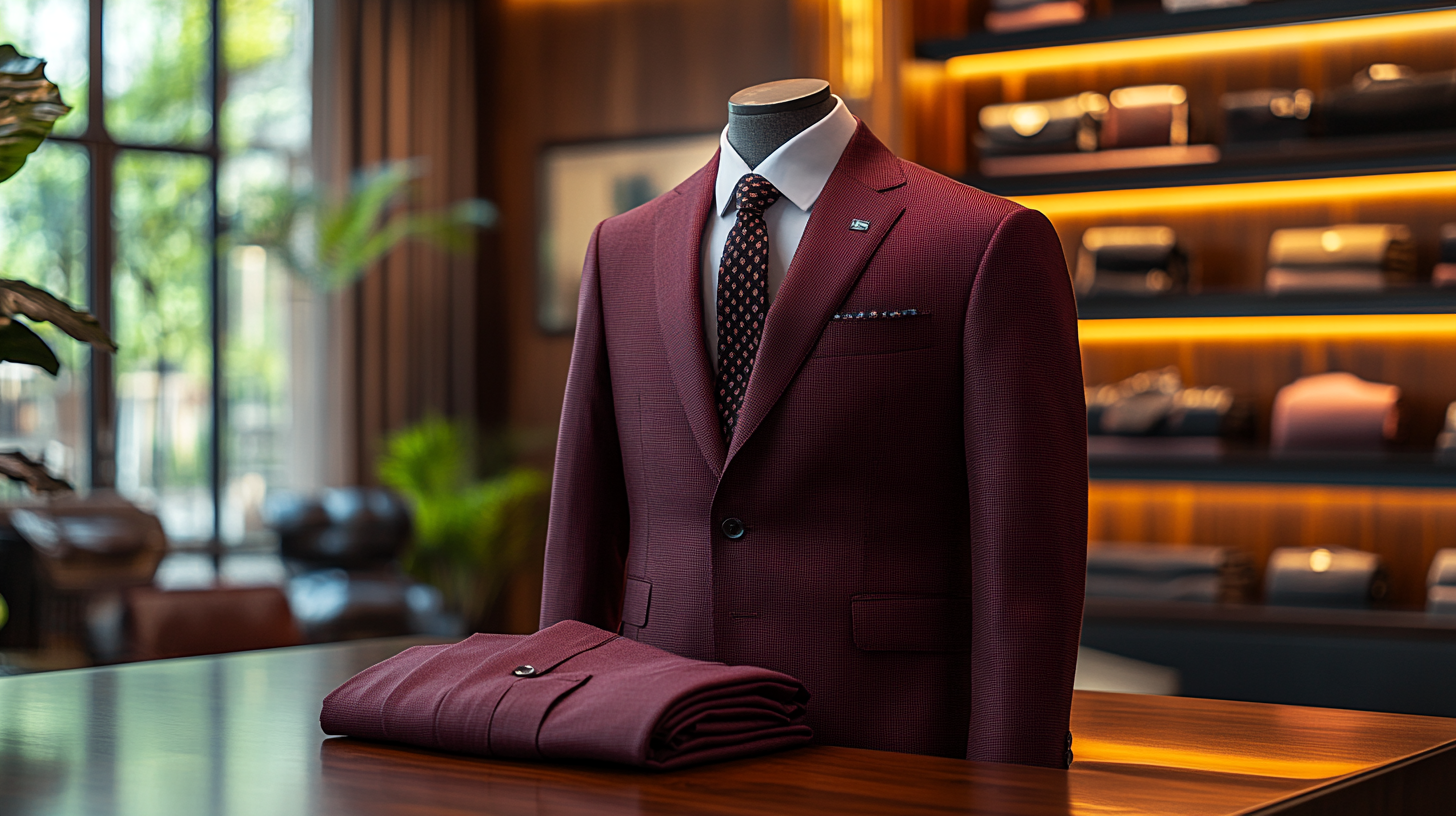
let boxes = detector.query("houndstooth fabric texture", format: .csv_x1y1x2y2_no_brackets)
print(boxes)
715,174,783,444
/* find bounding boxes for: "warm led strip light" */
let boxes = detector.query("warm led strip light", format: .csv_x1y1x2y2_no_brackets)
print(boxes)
1013,171,1456,216
945,8,1456,78
1080,314,1456,343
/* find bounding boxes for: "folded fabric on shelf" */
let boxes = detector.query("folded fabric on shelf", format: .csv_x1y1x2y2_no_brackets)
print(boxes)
977,92,1107,156
1264,224,1415,293
1265,268,1386,294
320,619,812,770
1264,547,1387,608
1076,225,1188,297
1323,64,1456,137
1086,543,1252,602
1162,0,1251,11
1267,223,1415,271
984,0,1086,33
1086,366,1237,438
1435,402,1456,461
1220,88,1314,143
1430,550,1456,613
1270,371,1400,451
1101,85,1189,149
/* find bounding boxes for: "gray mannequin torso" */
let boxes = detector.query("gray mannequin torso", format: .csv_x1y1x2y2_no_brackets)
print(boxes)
726,78,837,169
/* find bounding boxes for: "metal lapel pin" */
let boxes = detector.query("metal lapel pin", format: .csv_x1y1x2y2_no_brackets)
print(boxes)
849,219,870,232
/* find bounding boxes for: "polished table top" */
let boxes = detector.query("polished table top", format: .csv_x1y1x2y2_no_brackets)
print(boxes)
2,637,1454,816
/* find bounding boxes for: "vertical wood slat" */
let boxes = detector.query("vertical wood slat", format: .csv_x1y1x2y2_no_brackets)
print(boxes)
325,0,491,485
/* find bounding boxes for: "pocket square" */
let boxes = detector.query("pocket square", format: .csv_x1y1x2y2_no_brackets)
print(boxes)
831,308,922,321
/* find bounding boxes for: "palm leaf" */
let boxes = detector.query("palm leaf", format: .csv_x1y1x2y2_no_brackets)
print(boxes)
0,278,117,352
0,318,60,375
0,44,71,184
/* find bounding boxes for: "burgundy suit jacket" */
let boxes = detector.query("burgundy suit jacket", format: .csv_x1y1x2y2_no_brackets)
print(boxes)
540,122,1087,768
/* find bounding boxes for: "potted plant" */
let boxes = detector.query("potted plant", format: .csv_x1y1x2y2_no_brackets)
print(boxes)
0,45,121,631
378,419,547,632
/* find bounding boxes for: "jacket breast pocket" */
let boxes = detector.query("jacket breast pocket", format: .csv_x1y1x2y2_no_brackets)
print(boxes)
811,314,934,359
851,594,973,652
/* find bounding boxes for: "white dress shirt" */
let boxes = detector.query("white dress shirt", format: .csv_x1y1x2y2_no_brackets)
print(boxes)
701,96,858,370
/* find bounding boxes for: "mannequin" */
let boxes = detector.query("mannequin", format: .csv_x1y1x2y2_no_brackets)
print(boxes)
542,75,1087,768
726,78,837,168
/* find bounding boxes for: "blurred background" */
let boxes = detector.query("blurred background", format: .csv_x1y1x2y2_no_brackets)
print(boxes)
0,0,1454,721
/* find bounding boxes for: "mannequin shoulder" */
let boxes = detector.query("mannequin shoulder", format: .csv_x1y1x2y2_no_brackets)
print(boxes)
894,159,1025,226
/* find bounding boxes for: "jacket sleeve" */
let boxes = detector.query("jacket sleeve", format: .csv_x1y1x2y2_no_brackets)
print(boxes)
539,222,632,632
962,206,1087,768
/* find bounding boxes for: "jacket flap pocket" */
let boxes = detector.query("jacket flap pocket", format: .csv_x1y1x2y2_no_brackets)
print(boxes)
623,577,652,628
851,594,973,652
811,314,933,359
489,672,591,759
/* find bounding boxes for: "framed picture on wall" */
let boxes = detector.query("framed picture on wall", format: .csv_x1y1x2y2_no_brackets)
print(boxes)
537,134,720,333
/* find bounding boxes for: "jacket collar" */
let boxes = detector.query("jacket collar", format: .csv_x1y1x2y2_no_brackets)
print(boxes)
653,122,907,479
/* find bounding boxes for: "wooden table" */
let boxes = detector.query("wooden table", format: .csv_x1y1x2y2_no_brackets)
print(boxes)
1,638,1453,815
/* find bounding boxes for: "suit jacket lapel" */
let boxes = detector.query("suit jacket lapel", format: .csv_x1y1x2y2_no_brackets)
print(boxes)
725,124,908,465
654,155,727,479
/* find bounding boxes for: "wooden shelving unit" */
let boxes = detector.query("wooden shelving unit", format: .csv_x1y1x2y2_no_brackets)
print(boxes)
917,0,1454,59
895,1,1456,685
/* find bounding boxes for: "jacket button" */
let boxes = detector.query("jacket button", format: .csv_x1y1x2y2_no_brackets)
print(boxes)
512,665,537,677
721,517,746,539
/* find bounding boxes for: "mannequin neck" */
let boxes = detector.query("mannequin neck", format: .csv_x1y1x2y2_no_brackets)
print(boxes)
726,96,837,169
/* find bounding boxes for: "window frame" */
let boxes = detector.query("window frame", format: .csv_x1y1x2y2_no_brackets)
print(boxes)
46,0,227,548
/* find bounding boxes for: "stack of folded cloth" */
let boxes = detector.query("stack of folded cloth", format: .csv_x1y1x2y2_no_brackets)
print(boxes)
977,92,1107,157
1075,226,1188,297
1322,64,1456,138
1265,547,1388,609
1100,85,1189,149
1086,367,1235,435
1433,223,1456,288
1270,371,1400,452
320,619,812,770
984,0,1086,34
1428,550,1456,614
1086,543,1252,603
1435,401,1456,462
1264,223,1416,294
1221,87,1315,144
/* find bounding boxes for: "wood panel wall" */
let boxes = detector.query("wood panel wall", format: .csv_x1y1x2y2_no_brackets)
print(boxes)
318,0,501,486
493,0,813,444
486,0,825,630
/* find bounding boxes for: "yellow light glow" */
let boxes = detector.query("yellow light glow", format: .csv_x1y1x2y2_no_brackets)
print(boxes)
1079,314,1456,343
1013,172,1456,217
1073,738,1366,779
839,0,881,100
945,9,1456,78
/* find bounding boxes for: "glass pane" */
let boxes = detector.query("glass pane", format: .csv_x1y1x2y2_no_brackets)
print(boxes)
220,0,313,545
104,0,213,146
113,150,214,541
220,153,304,545
221,0,311,154
0,142,90,493
0,0,89,137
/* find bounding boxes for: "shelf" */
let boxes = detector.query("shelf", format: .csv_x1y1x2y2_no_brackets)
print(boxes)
917,0,1455,61
966,131,1456,196
1090,452,1456,487
1077,290,1456,319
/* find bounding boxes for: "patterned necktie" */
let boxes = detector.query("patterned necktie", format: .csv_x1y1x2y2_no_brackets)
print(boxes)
715,173,783,445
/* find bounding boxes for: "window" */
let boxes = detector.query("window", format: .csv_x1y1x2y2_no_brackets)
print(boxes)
0,0,314,545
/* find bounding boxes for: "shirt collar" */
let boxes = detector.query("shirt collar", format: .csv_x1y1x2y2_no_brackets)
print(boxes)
714,95,858,217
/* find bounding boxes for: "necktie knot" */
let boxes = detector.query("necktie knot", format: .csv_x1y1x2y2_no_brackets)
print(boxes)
733,174,782,217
